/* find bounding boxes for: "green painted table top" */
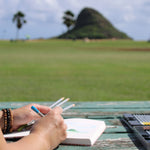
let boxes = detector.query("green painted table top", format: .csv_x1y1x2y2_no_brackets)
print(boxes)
1,101,150,150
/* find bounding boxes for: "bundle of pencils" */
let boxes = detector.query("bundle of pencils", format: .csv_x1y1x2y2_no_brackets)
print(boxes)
31,97,75,117
49,97,75,112
18,98,75,131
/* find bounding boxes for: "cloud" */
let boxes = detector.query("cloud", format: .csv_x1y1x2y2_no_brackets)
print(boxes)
0,0,150,40
17,0,63,23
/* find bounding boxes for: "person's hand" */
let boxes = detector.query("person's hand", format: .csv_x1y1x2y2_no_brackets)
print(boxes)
31,107,67,150
12,104,51,130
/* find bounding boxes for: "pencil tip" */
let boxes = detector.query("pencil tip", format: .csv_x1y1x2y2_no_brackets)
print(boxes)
66,98,70,101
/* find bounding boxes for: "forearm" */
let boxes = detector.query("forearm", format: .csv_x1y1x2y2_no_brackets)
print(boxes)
0,116,51,150
0,106,66,150
0,129,7,150
0,121,52,150
4,133,51,150
0,111,4,130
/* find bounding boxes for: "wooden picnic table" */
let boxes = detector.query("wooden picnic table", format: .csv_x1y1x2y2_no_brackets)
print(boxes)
1,101,150,150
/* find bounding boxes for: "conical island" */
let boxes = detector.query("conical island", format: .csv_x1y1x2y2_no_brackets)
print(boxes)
59,8,131,39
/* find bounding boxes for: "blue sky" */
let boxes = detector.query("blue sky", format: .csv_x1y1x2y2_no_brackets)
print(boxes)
0,0,150,40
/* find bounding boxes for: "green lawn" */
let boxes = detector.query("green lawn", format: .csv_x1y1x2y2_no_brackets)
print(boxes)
0,39,150,102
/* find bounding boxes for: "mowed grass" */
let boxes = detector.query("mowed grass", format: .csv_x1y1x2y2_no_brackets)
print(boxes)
0,39,150,102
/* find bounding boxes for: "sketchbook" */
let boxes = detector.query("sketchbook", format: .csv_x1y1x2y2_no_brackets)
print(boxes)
4,118,106,146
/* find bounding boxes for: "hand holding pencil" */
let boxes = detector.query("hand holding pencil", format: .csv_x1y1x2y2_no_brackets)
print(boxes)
30,106,67,150
30,97,74,149
17,97,75,131
11,104,51,131
1,101,68,150
31,97,75,117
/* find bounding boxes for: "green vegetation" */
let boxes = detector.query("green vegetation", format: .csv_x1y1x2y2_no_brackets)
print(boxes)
62,10,75,31
0,39,150,102
13,11,27,40
59,8,130,39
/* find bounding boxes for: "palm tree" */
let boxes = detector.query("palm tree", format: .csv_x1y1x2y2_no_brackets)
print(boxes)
13,11,27,40
63,10,75,31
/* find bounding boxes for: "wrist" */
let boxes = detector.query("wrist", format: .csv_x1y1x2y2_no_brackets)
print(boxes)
11,109,18,131
0,111,4,130
0,109,13,133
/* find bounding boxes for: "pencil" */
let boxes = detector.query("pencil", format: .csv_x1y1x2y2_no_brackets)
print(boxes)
31,106,45,117
50,97,65,108
63,104,75,112
56,98,70,107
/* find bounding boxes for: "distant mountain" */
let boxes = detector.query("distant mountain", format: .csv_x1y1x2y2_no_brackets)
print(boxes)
58,8,131,39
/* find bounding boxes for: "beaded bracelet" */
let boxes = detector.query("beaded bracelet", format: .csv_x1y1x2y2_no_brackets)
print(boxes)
2,109,13,133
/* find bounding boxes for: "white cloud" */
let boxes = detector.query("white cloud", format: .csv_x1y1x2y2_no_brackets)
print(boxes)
16,0,63,23
0,0,150,40
123,14,136,22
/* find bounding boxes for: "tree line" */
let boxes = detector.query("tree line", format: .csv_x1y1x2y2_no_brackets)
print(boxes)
13,10,75,40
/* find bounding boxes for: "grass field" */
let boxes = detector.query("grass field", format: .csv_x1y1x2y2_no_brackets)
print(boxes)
0,39,150,102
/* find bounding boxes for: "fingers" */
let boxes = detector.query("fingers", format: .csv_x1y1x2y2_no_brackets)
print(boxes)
28,104,62,115
52,106,63,114
46,107,65,129
32,104,51,114
60,122,67,141
31,105,67,148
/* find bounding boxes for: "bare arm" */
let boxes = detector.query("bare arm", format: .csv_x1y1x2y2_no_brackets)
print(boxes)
0,105,67,150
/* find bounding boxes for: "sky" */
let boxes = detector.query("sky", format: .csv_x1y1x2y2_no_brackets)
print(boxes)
0,0,150,41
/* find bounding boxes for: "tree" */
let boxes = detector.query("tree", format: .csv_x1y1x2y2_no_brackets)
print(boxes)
63,10,75,31
12,11,27,40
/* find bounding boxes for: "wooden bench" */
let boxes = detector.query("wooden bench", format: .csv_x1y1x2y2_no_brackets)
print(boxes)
1,101,150,150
